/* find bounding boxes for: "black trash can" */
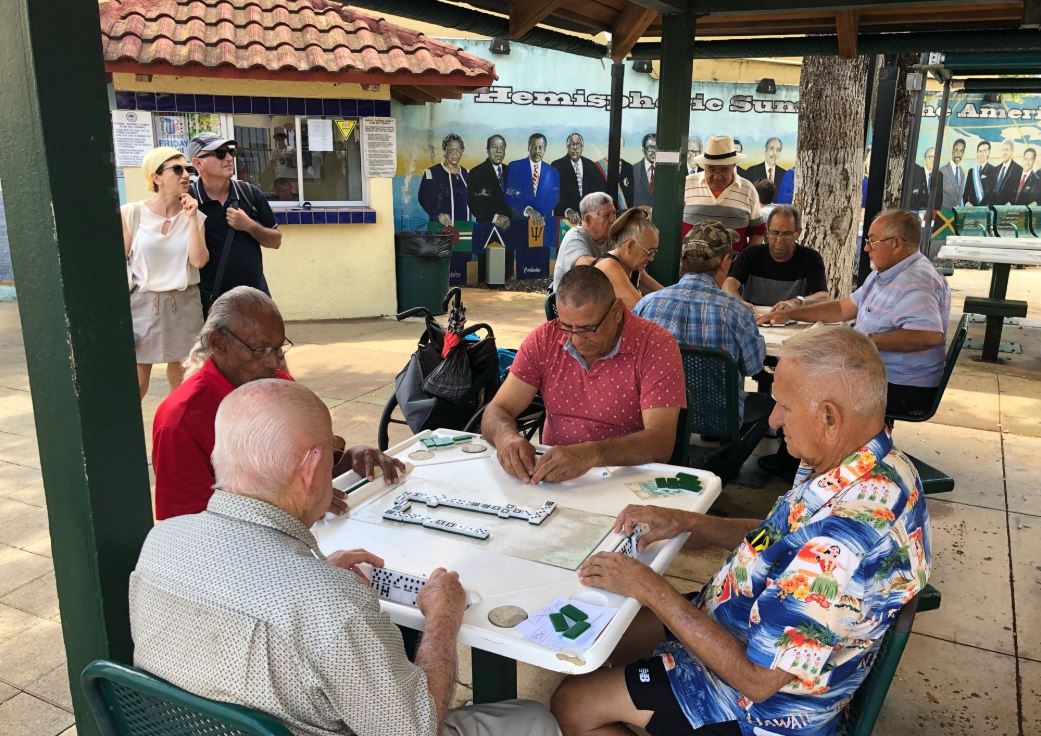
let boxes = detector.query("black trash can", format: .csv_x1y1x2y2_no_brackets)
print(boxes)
394,231,453,314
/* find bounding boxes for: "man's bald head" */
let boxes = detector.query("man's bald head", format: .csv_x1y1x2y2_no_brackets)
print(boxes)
212,379,332,503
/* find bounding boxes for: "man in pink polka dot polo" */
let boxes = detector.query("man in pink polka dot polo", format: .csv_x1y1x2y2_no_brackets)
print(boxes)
482,266,686,483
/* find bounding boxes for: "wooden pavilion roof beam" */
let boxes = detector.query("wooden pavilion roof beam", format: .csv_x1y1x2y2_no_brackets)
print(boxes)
508,0,567,39
687,0,1017,11
611,3,660,62
835,10,860,58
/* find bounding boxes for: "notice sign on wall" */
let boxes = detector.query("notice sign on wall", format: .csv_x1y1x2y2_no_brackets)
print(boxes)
361,117,396,177
112,110,154,168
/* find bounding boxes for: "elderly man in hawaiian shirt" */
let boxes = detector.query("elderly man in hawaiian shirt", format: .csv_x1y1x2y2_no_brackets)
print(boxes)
551,326,931,736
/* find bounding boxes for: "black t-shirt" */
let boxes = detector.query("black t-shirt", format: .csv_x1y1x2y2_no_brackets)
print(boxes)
193,180,278,296
728,243,827,306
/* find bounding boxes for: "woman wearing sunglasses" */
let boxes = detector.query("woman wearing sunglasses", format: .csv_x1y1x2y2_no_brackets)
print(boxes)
591,206,664,310
122,146,210,399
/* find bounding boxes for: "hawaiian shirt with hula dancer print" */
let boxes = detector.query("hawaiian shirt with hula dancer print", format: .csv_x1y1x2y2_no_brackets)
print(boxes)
656,428,931,736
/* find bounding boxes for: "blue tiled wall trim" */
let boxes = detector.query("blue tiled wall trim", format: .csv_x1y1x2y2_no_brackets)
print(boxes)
114,92,391,118
273,209,376,226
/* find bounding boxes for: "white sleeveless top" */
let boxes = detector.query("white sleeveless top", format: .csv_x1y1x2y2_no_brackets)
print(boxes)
123,202,206,293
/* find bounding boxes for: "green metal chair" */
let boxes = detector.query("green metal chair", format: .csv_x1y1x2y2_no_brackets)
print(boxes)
672,345,771,483
81,660,292,736
840,585,942,735
990,204,1031,238
952,206,994,237
885,315,968,495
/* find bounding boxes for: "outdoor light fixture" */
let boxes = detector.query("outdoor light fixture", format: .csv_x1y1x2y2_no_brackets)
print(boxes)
756,78,777,94
632,60,653,74
982,92,1002,104
490,37,510,55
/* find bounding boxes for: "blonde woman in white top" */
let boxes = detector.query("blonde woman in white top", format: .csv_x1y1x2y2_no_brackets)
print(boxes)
122,147,209,399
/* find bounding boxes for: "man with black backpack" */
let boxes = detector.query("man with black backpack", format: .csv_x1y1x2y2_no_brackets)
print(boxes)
187,133,282,315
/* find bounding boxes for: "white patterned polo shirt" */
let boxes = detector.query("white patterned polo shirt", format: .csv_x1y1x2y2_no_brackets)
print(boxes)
129,491,438,736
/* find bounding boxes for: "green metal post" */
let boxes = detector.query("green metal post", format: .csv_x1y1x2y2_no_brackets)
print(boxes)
0,1,154,733
648,12,696,286
470,648,518,703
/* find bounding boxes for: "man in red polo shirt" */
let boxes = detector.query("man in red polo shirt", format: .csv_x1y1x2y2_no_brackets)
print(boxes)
482,266,685,483
152,286,403,520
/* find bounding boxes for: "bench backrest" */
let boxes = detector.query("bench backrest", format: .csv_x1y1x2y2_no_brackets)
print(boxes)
952,206,993,237
992,205,1031,238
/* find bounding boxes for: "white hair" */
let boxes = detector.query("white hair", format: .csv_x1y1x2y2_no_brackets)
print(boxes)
579,191,613,217
211,379,330,501
183,286,281,376
781,326,888,418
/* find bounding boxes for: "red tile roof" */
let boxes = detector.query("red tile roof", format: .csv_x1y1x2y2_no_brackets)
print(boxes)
99,0,496,87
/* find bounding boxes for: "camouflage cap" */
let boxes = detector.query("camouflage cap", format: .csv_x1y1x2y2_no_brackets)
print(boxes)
682,221,737,259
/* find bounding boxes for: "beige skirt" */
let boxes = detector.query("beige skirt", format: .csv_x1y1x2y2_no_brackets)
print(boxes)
131,285,204,365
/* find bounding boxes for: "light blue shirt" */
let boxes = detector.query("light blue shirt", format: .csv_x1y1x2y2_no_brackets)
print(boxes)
851,252,951,387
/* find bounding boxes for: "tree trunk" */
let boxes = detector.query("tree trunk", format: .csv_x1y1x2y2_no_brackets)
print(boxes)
793,55,870,299
882,54,918,209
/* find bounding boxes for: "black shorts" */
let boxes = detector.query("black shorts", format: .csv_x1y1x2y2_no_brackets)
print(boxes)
624,655,741,736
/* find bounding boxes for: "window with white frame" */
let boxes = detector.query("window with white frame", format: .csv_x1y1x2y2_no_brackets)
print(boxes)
144,111,366,207
232,114,364,206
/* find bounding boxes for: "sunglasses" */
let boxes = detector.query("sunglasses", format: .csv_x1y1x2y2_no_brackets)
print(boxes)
157,164,198,177
202,148,236,160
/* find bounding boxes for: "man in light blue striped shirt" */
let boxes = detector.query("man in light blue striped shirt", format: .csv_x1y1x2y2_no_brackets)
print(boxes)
634,221,766,419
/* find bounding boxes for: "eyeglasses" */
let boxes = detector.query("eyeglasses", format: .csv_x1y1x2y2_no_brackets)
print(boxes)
221,328,293,360
767,230,798,239
556,303,614,336
634,242,659,259
203,148,236,160
157,164,198,177
863,235,901,250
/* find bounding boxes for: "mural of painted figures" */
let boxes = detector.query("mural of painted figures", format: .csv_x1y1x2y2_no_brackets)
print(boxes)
551,132,608,222
418,133,470,226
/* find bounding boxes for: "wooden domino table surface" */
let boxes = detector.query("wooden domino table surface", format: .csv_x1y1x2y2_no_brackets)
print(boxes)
312,429,721,675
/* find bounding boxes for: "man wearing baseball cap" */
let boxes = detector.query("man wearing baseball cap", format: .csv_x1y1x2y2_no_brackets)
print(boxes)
634,221,767,421
188,133,281,314
682,135,766,253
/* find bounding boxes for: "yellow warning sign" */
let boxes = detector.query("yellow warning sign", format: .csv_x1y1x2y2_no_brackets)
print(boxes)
335,119,357,140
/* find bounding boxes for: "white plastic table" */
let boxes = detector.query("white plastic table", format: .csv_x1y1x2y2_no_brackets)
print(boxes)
311,429,721,701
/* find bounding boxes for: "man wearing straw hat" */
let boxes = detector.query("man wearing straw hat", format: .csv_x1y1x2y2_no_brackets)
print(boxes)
682,135,766,253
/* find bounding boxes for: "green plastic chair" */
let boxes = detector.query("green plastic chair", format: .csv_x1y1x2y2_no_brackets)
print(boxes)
840,585,942,735
990,205,1031,238
885,315,968,495
544,291,557,321
81,660,292,736
672,345,771,483
952,206,994,237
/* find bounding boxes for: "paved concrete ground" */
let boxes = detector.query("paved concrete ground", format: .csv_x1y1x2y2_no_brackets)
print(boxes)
1,267,1040,735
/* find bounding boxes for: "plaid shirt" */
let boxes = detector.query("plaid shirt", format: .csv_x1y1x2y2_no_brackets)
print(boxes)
634,273,765,406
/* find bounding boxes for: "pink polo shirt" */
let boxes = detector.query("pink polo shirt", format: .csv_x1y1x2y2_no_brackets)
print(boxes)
510,312,686,446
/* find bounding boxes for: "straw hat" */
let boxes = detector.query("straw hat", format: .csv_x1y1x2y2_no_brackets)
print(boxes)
694,135,746,167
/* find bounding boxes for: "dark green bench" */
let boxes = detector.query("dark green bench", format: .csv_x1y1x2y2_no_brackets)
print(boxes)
963,296,1028,362
886,315,968,495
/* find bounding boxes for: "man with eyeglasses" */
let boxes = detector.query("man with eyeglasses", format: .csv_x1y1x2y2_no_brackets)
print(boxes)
152,286,403,520
634,221,767,422
481,266,685,484
188,133,281,313
758,209,951,418
723,205,828,309
683,135,766,253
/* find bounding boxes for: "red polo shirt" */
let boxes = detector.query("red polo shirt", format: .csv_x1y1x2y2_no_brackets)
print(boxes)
509,311,686,446
151,358,292,520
